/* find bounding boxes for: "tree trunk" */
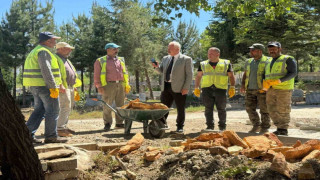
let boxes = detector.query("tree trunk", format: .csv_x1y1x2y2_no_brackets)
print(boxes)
89,71,92,96
81,69,84,92
135,70,140,94
310,64,313,72
0,78,44,179
22,61,26,107
142,54,154,100
13,66,17,99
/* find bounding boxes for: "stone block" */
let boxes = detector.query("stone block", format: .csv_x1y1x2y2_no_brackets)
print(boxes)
97,142,127,152
45,169,78,180
270,152,291,178
47,157,77,171
305,139,320,150
302,150,320,162
243,136,272,150
35,144,64,154
227,145,243,155
284,144,313,160
38,149,75,160
71,143,97,151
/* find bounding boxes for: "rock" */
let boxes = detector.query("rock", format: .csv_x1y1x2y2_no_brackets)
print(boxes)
188,141,211,150
243,136,272,150
169,140,183,147
262,150,278,161
196,133,223,141
192,165,201,171
144,148,162,162
270,146,293,154
227,145,243,155
223,131,249,149
284,144,313,160
264,132,283,147
38,149,75,160
270,152,291,178
212,137,231,147
305,139,320,150
298,162,316,180
209,146,228,156
47,157,77,171
243,148,266,158
165,146,184,155
293,140,302,148
302,150,320,162
119,133,144,155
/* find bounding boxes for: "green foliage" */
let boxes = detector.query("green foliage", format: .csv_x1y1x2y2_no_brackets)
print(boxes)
1,67,14,91
295,80,306,90
220,164,257,179
74,91,86,110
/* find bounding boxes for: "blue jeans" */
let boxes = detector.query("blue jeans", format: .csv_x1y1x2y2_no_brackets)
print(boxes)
26,86,60,139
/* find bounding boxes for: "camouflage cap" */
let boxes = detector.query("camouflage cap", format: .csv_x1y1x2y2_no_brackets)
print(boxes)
249,43,265,50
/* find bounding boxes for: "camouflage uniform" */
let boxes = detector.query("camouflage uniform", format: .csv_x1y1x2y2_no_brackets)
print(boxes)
245,90,270,129
266,88,292,129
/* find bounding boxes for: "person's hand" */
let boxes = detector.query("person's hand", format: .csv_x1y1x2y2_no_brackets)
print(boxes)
262,80,271,91
125,85,131,94
151,60,159,68
266,79,281,86
59,84,66,93
258,90,266,93
98,87,104,94
181,89,188,95
49,88,59,98
193,88,201,97
240,86,245,94
74,90,80,101
228,86,235,98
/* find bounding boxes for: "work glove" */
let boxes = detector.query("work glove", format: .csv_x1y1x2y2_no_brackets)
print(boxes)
125,85,131,94
266,79,281,86
228,86,235,98
74,90,80,101
258,90,266,93
262,80,271,91
193,88,201,97
49,88,59,98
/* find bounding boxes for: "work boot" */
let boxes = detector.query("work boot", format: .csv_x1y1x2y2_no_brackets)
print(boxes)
44,137,68,143
58,129,73,137
202,126,214,133
218,126,226,132
248,126,261,133
104,123,111,131
66,128,75,134
115,124,125,128
259,128,269,134
273,129,288,136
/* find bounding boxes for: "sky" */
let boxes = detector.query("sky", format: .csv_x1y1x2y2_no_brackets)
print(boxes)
0,0,214,34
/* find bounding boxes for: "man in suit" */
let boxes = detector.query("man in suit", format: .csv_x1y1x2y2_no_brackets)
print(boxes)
152,41,194,133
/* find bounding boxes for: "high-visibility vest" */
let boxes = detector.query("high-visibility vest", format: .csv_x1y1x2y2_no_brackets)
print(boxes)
200,59,230,89
23,45,61,86
244,55,271,90
56,55,82,88
98,56,128,87
265,55,295,90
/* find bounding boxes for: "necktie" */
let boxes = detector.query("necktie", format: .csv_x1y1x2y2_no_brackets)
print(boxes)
166,56,174,82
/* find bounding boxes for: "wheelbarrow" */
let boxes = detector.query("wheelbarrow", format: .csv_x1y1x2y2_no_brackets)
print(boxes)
92,98,171,138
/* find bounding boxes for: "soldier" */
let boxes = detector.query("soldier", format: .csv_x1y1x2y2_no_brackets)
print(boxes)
263,41,297,136
241,43,271,134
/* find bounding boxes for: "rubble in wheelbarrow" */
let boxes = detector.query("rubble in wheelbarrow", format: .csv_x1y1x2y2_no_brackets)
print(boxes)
111,131,320,179
120,98,168,109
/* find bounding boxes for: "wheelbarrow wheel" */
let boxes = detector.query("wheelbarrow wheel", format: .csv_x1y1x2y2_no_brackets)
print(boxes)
148,119,165,138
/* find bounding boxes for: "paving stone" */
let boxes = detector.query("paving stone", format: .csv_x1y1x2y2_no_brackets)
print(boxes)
38,149,75,160
44,169,78,180
35,144,64,154
70,143,97,151
47,157,77,171
97,142,127,152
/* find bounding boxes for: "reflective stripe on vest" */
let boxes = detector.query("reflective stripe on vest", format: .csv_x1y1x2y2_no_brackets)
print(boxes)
98,56,128,87
244,56,271,90
265,55,295,90
200,59,229,89
23,45,61,86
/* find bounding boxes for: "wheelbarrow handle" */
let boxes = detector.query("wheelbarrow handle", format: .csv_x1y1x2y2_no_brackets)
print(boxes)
91,98,118,114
